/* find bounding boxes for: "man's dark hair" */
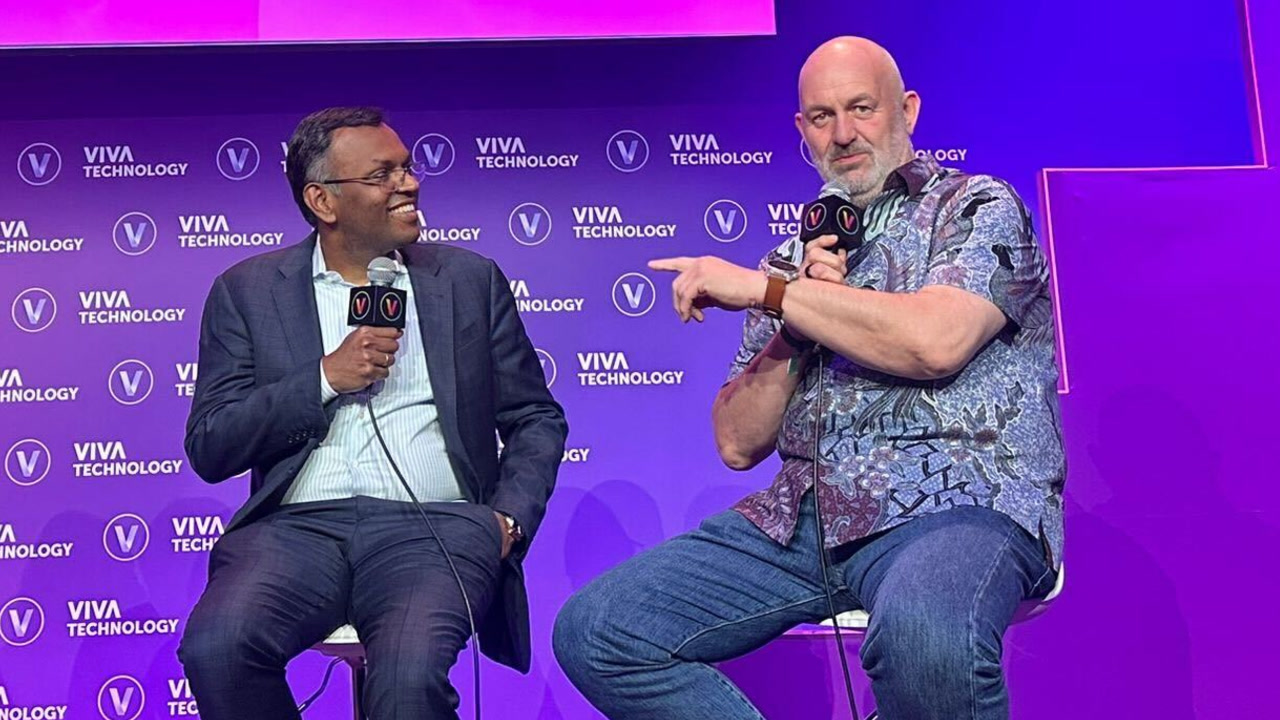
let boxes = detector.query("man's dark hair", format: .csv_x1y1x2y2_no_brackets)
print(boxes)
285,107,386,226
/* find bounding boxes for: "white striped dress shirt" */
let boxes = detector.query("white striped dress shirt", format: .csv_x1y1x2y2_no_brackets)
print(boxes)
281,241,464,505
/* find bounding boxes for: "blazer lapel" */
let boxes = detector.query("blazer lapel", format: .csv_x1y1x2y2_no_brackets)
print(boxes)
272,233,324,367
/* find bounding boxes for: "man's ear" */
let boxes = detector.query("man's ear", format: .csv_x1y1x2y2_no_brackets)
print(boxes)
903,91,922,134
305,184,338,225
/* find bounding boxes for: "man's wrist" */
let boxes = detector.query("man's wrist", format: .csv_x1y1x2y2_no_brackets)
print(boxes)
498,511,525,545
761,259,800,319
319,360,339,403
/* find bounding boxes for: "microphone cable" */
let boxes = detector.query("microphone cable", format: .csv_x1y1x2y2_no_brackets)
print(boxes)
364,397,483,720
296,658,343,713
808,346,861,720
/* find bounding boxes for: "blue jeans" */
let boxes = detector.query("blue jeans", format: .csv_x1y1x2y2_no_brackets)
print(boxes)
554,493,1055,719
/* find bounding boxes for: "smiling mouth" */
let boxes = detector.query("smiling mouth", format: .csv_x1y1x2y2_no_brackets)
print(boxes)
390,202,417,217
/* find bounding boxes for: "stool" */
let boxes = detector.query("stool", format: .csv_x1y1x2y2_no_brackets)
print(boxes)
811,563,1067,719
311,624,367,719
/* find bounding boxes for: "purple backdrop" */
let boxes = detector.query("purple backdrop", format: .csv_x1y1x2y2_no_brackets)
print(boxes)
0,0,777,47
1,1,1275,718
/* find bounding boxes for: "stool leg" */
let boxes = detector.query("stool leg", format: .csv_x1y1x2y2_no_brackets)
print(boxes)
348,659,368,720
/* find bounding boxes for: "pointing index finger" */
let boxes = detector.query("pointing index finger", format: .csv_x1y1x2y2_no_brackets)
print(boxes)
648,257,694,273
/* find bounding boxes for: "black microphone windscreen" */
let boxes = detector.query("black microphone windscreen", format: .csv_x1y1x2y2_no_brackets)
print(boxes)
798,195,865,253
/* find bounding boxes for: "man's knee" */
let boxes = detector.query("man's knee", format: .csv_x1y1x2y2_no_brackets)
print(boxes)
384,645,455,695
553,578,650,680
553,587,604,675
178,611,281,679
364,632,466,715
861,599,997,684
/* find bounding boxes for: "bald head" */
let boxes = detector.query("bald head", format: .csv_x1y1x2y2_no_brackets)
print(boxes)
795,36,920,206
799,36,905,109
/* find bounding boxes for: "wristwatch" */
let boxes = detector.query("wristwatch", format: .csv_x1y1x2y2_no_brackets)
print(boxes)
761,257,800,319
498,512,525,546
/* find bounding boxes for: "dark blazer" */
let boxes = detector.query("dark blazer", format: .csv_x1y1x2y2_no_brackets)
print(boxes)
184,234,567,672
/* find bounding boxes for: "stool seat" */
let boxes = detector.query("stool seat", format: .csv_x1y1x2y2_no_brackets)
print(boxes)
819,563,1066,630
314,624,366,661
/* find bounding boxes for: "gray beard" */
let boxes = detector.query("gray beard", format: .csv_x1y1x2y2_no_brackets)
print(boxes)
819,160,890,206
817,138,914,207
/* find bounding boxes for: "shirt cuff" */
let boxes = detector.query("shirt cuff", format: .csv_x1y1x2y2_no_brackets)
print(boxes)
319,363,339,403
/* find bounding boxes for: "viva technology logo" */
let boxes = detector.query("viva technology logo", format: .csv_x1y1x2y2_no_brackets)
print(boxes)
351,289,372,322
606,130,649,172
412,133,456,176
704,199,748,243
108,359,155,405
611,273,656,317
381,293,403,323
800,137,817,168
10,287,57,333
804,203,827,233
5,438,51,487
112,212,158,256
98,676,145,720
0,596,45,647
17,143,62,186
508,203,553,246
535,349,557,388
216,137,260,181
103,513,150,562
103,509,151,561
837,204,859,235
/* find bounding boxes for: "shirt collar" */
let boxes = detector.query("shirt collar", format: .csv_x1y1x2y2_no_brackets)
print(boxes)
882,154,940,197
312,240,407,283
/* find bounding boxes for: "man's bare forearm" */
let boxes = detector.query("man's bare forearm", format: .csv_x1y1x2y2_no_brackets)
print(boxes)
712,333,809,470
782,280,1004,381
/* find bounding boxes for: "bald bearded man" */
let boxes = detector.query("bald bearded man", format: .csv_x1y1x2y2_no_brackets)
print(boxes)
553,37,1064,719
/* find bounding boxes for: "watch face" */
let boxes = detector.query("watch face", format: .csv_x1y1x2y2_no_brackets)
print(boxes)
766,258,799,278
501,513,522,538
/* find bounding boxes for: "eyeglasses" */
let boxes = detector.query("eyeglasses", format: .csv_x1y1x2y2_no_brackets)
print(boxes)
317,162,427,191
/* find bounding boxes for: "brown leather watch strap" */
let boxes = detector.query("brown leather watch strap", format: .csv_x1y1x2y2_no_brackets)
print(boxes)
762,275,787,319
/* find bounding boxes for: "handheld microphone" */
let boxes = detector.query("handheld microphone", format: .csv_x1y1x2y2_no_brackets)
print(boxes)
798,184,865,253
347,256,407,329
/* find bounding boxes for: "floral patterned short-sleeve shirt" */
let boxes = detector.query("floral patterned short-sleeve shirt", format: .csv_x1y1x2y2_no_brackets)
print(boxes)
730,157,1066,566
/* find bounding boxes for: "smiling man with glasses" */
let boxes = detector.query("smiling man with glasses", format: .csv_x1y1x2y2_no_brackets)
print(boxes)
178,106,567,719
